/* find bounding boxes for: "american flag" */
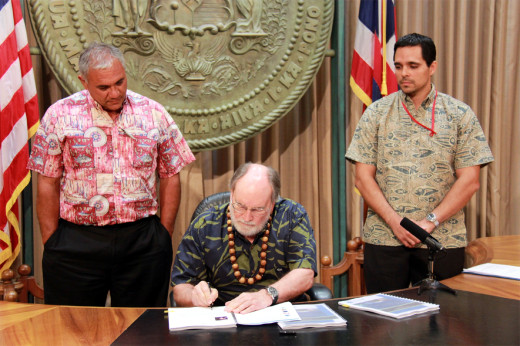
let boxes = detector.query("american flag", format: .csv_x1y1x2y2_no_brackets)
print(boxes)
350,0,398,107
0,0,39,272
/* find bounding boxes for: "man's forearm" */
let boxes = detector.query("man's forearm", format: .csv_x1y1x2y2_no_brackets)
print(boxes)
172,283,196,307
354,162,401,229
223,268,315,313
36,174,61,244
354,162,420,247
159,174,181,235
270,268,314,303
416,165,481,232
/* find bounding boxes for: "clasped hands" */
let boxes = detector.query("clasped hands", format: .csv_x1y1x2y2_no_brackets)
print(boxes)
192,281,272,314
394,217,435,248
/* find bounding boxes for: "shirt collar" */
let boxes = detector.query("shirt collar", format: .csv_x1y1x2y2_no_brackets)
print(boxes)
400,84,437,109
84,90,131,116
231,223,269,245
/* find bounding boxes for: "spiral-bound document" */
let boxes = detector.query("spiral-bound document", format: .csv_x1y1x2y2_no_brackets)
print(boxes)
277,303,347,330
338,293,439,319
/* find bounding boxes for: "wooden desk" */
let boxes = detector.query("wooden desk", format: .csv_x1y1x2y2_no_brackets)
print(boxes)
441,235,520,300
0,302,144,345
2,280,519,345
1,236,518,345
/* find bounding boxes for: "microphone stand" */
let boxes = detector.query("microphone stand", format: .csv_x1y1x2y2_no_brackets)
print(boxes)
414,246,456,295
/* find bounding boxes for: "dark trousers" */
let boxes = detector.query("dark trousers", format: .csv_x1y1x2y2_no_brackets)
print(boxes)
364,243,465,294
42,215,173,307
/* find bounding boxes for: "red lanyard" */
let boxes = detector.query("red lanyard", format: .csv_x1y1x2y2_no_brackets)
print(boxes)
401,90,437,136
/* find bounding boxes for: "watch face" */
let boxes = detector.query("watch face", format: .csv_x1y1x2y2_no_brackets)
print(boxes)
427,213,439,226
267,286,278,300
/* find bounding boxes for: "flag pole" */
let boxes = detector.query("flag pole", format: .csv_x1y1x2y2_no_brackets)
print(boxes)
381,0,388,96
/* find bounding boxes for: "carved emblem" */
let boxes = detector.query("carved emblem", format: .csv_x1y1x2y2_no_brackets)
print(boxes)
28,0,334,151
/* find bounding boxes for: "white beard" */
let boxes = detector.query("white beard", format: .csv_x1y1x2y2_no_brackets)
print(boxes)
229,208,270,238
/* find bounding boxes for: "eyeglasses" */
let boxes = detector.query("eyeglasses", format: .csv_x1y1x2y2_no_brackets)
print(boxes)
231,200,270,216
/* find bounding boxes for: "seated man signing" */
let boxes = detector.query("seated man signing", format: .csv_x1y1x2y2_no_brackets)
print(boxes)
171,163,317,313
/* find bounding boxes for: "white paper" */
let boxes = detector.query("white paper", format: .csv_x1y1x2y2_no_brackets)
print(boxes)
233,301,301,325
168,306,236,330
167,302,301,330
463,263,520,280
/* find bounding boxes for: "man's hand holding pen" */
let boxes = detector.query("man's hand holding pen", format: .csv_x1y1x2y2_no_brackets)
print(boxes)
206,282,215,309
192,281,218,308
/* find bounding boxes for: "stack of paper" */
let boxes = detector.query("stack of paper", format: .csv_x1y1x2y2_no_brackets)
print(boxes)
338,293,439,319
463,263,520,280
277,303,347,330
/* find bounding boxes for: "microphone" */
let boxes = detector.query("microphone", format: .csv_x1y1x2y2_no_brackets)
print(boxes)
400,217,445,251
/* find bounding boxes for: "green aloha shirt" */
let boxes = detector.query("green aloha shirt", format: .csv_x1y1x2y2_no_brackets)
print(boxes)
346,85,494,248
171,198,317,304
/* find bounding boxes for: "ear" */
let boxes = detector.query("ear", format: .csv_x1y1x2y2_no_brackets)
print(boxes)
429,61,437,76
268,198,276,214
78,75,88,89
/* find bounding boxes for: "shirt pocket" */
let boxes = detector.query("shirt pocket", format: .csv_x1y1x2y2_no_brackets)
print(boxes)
133,138,156,169
68,137,95,169
63,178,95,205
121,176,152,203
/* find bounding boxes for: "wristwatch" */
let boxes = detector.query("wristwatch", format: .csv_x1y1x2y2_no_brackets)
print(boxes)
266,286,279,306
426,213,440,227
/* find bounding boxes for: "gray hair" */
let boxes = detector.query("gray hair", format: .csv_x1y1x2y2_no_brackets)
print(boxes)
78,42,125,81
229,163,280,203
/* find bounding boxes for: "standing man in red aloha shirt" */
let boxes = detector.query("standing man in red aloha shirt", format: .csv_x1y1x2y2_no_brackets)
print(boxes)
28,42,195,307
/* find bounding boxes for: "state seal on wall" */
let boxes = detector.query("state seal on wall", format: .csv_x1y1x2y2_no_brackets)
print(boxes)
28,0,334,151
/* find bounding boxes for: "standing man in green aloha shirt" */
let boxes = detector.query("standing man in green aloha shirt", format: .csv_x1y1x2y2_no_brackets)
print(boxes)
346,33,494,294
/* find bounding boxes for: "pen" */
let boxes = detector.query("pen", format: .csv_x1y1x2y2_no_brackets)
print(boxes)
207,282,213,309
119,127,136,140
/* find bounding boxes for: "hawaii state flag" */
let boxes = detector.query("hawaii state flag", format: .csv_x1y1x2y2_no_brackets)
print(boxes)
0,0,39,272
350,0,398,107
